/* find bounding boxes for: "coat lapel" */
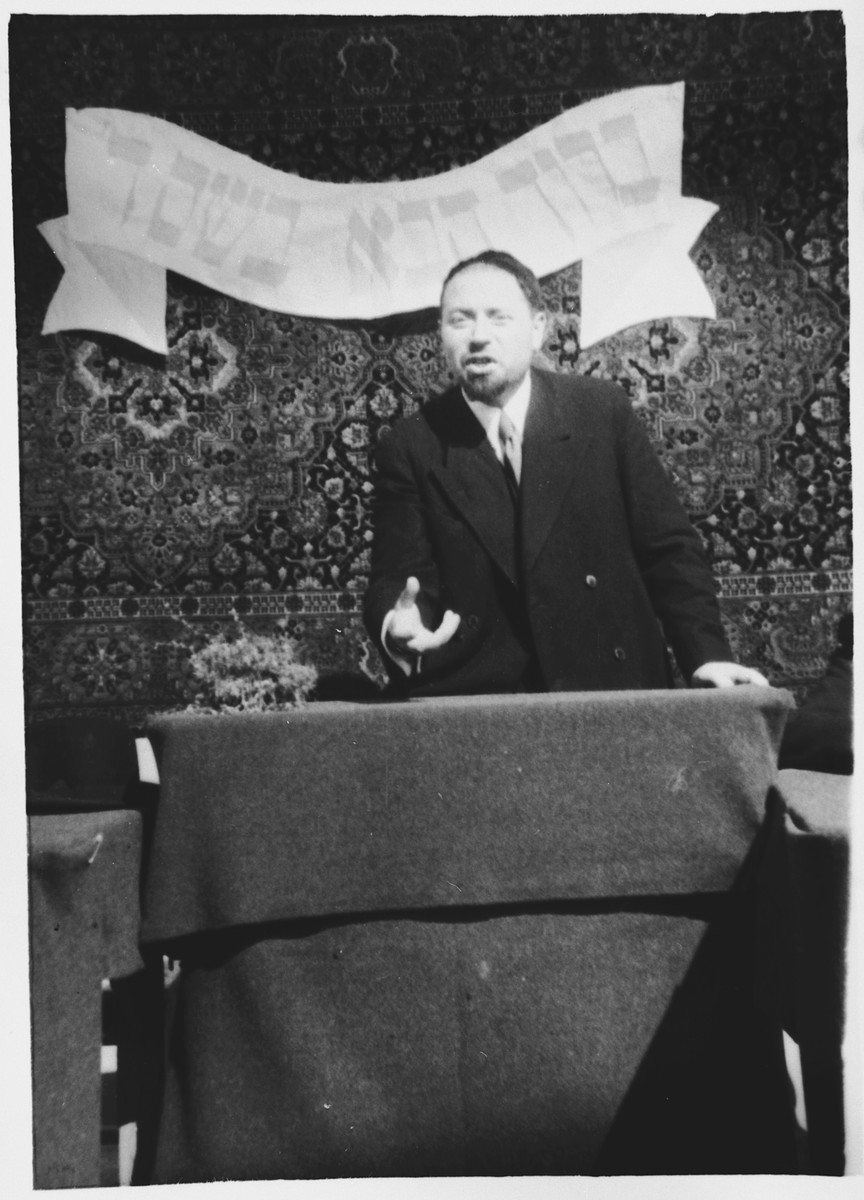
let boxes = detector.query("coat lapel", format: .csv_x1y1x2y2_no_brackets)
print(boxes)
426,373,596,585
520,369,595,575
427,391,520,588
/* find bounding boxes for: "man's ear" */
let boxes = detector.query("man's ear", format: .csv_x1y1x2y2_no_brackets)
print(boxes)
532,310,547,350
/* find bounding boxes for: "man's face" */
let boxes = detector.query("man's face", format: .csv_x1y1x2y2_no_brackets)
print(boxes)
440,264,546,407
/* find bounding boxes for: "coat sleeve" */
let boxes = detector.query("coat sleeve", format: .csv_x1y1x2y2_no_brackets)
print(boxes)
612,395,735,679
362,421,446,674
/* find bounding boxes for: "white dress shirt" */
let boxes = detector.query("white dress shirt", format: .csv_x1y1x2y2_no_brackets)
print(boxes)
464,372,531,464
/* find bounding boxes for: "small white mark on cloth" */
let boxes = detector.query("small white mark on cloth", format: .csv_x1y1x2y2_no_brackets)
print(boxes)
668,766,688,792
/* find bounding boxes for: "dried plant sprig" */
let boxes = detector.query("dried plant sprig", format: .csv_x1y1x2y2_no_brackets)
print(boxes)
183,616,318,712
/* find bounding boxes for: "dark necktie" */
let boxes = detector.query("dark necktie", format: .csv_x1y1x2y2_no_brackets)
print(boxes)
498,409,521,492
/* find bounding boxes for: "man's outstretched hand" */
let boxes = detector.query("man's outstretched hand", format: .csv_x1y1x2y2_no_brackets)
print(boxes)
691,661,770,688
385,576,461,657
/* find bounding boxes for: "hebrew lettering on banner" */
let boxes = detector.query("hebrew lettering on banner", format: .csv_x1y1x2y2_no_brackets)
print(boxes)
40,81,717,355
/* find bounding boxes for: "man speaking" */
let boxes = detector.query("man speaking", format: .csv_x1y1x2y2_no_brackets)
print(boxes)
364,249,768,696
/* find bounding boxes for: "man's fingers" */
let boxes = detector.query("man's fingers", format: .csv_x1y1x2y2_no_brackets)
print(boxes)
405,609,461,653
422,609,461,650
436,609,462,644
394,576,420,609
691,661,771,688
737,667,770,686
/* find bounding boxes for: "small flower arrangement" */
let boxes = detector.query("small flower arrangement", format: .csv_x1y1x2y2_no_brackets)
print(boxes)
185,617,318,712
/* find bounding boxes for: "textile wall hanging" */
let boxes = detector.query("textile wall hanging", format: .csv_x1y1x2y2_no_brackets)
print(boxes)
40,84,716,352
12,13,850,722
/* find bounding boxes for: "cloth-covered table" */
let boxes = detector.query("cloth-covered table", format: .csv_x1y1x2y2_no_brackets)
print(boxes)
141,688,799,1180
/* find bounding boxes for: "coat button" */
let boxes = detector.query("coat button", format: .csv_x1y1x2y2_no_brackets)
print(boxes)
585,575,598,588
466,614,479,630
613,646,627,661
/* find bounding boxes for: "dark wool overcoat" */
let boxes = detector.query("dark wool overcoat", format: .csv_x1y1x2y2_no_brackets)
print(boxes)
364,367,733,696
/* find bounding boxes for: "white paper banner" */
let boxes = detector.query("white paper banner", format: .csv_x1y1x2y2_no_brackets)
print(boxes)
40,83,717,355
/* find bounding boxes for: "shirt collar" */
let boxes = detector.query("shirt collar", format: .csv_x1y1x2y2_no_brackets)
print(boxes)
462,371,532,451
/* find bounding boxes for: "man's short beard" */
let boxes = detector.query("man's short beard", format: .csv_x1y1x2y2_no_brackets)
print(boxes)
461,372,506,404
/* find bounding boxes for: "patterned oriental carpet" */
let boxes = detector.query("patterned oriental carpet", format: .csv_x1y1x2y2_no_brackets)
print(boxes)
11,13,850,721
